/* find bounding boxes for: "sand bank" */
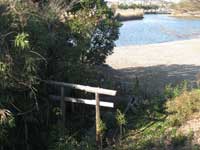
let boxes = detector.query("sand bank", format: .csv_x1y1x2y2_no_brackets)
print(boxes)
105,39,200,95
106,39,200,69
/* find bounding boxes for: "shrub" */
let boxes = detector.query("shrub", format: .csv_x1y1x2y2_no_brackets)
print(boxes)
48,126,96,150
0,0,119,149
171,134,188,148
164,80,188,99
116,109,126,142
166,89,200,126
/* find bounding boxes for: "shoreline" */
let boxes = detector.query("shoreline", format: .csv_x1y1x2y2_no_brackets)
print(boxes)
171,11,200,18
171,14,200,19
116,38,200,48
105,38,200,95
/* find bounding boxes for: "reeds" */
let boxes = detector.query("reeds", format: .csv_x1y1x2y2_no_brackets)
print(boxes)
115,9,144,21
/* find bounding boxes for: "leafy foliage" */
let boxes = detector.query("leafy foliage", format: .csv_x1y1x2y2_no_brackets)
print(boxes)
48,126,95,150
15,33,30,50
99,119,107,135
166,89,200,126
164,80,188,99
116,109,126,126
0,0,119,149
118,3,159,10
114,82,200,150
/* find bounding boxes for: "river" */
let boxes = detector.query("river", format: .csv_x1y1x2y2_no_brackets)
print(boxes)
116,14,200,47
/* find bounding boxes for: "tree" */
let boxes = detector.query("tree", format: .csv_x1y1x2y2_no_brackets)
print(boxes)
0,0,120,149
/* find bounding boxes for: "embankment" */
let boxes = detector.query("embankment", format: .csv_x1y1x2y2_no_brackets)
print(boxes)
115,9,144,21
171,11,200,18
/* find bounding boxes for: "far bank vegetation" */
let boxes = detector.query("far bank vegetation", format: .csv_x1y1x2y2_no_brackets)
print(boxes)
171,0,200,17
115,9,144,21
111,3,160,21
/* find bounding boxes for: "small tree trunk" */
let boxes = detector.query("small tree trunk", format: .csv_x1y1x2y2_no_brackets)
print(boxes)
119,125,122,145
100,135,103,150
95,93,101,149
25,120,29,150
60,87,66,127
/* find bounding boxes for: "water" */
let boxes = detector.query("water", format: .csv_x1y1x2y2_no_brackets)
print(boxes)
116,14,200,47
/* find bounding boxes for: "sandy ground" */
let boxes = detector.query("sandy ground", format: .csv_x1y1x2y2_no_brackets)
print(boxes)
105,39,200,96
106,39,200,69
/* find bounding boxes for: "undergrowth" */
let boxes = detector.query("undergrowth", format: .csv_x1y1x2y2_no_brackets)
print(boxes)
115,81,200,150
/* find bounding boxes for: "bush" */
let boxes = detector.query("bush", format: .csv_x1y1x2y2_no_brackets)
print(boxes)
166,89,200,126
0,0,119,149
164,80,188,99
48,127,95,150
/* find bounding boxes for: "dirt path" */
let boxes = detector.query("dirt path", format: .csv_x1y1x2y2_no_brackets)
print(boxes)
105,39,200,96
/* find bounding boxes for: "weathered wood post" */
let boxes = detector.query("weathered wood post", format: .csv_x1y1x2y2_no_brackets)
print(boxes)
95,93,101,149
24,119,29,150
61,87,66,126
44,80,116,149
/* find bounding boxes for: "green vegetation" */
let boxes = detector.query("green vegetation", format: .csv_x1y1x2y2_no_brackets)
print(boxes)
1,0,200,150
0,0,119,149
114,82,200,150
166,89,200,126
115,9,144,21
118,4,159,10
116,109,127,144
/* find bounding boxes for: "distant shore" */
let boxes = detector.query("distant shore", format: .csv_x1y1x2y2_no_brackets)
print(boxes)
171,11,200,18
171,14,200,19
115,9,144,21
115,8,172,21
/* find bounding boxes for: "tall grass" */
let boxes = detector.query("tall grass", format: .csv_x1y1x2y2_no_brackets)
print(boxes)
166,89,200,126
115,9,144,21
114,81,200,149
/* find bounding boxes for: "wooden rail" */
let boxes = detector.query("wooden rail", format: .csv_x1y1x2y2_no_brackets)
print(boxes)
44,80,117,149
44,80,116,96
50,95,114,108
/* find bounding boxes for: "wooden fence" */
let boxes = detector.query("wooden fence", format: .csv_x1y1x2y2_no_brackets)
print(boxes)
44,80,117,149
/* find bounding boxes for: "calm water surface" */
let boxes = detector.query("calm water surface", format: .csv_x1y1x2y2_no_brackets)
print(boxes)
116,15,200,47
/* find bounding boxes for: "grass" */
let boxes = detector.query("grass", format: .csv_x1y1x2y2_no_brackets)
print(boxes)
113,81,200,150
166,89,200,127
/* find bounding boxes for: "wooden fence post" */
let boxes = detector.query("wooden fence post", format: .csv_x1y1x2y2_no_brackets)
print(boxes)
24,118,29,150
95,93,101,149
61,87,66,127
44,80,117,148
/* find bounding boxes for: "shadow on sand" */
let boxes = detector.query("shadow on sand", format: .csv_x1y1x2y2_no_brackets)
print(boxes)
101,64,200,98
